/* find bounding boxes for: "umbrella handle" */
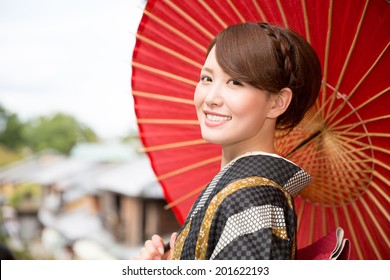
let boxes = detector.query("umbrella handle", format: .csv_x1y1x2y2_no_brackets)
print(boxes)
163,242,170,253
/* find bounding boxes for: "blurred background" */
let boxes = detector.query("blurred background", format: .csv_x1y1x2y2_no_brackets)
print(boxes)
0,0,180,259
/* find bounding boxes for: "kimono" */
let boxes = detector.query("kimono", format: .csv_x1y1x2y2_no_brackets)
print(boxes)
172,151,311,260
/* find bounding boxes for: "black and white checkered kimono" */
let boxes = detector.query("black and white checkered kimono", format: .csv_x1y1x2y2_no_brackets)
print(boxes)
172,152,311,260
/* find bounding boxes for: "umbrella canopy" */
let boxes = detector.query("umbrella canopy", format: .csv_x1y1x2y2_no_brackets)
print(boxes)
131,0,390,259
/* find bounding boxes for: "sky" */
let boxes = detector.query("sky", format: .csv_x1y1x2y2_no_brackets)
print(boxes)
0,0,146,140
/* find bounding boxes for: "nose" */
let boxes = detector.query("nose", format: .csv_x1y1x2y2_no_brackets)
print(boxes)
204,83,223,107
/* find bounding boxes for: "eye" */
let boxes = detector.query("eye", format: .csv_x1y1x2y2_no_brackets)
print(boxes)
200,75,212,83
228,79,243,86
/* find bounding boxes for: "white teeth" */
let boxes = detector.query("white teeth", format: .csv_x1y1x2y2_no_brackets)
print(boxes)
206,114,232,122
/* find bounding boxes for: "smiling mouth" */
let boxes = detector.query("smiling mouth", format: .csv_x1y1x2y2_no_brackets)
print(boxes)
205,113,232,122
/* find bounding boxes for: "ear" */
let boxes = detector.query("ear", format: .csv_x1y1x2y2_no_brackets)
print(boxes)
267,88,292,119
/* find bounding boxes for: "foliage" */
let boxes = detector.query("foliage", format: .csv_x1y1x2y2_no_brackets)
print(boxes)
0,103,99,155
0,105,25,151
23,113,98,154
8,183,42,209
0,144,22,166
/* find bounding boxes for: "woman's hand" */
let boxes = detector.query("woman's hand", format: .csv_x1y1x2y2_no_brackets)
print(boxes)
132,232,177,260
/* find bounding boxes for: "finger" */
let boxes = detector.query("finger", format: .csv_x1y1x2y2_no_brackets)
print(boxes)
151,235,164,255
143,240,160,259
170,232,177,250
168,232,178,259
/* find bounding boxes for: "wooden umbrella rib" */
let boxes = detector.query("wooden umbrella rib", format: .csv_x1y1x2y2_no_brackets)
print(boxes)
296,199,305,231
252,0,268,21
332,205,340,229
372,171,390,201
301,0,311,44
136,34,203,69
321,0,333,106
227,0,245,22
137,119,199,125
158,156,221,181
328,42,390,125
335,134,375,153
330,87,390,128
351,202,382,259
143,9,207,52
309,205,315,244
165,0,214,39
360,195,390,248
307,159,372,169
333,115,390,132
338,131,390,138
132,62,198,86
140,139,207,153
325,0,369,118
199,0,228,29
164,184,208,209
132,91,194,105
366,187,390,223
371,145,390,156
333,136,374,171
321,206,327,237
374,158,390,173
343,204,364,259
276,0,289,28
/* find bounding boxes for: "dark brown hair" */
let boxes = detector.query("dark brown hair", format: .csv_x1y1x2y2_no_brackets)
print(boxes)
207,22,322,130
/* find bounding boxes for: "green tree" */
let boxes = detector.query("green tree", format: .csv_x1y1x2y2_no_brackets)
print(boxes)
23,113,98,154
0,104,25,151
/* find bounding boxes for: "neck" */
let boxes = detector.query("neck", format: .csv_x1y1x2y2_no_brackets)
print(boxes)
220,138,276,168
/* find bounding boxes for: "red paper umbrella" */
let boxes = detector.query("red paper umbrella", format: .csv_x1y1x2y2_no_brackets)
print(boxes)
131,0,390,259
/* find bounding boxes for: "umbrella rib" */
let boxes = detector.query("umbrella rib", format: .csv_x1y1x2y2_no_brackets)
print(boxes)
321,0,334,106
276,0,289,27
337,131,390,138
328,42,390,125
360,195,390,250
227,0,245,22
136,34,203,69
309,206,315,244
373,158,390,172
143,9,207,52
132,91,194,105
139,139,207,153
351,202,383,259
366,187,390,223
132,62,198,86
252,0,268,22
165,0,214,39
199,0,228,29
335,134,385,155
329,87,390,129
325,0,369,117
321,206,327,238
372,171,390,200
137,119,199,125
164,184,207,210
332,205,340,230
333,115,390,132
296,199,305,231
343,205,364,260
301,0,311,44
158,156,221,181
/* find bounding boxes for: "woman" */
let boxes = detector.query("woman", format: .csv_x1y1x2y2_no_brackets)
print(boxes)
135,22,321,260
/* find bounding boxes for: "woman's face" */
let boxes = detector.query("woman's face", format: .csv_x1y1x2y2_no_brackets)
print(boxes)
194,47,276,151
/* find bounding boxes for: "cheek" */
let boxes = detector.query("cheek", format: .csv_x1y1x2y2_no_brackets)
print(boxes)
194,84,204,110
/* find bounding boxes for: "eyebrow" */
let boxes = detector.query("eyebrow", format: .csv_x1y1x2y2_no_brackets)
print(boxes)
201,67,213,74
